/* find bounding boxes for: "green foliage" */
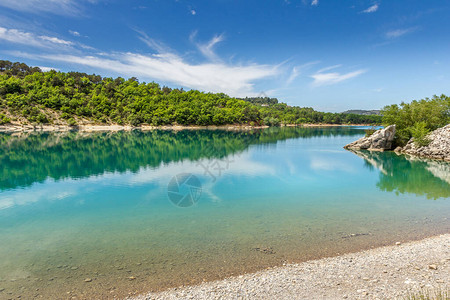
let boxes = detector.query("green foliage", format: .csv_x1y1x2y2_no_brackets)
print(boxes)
381,94,450,146
404,288,449,300
409,121,431,147
365,128,377,137
0,60,382,126
0,113,10,125
67,118,77,126
263,116,281,127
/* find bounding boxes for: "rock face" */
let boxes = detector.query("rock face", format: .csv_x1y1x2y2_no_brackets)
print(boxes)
397,124,450,161
344,125,396,151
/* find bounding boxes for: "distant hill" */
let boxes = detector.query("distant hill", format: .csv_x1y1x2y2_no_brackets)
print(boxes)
342,110,382,116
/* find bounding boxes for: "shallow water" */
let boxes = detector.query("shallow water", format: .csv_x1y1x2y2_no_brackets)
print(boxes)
0,127,449,299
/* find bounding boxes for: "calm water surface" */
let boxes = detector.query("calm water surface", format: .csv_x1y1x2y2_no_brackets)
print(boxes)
0,127,449,299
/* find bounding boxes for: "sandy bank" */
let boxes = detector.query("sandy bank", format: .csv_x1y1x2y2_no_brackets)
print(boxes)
130,234,449,300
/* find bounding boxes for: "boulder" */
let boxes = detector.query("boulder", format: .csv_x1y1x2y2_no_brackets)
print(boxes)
344,125,396,151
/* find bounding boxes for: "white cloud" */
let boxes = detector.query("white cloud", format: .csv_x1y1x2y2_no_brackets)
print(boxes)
385,27,416,39
311,66,366,87
31,52,278,97
69,30,81,37
3,27,279,97
137,30,172,54
190,9,196,15
38,66,59,72
39,35,73,45
189,31,225,62
287,66,300,84
0,27,73,48
362,3,379,13
0,0,97,15
316,64,342,73
285,61,320,85
311,0,318,6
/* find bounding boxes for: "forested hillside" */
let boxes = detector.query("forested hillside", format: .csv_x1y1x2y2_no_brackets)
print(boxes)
0,60,381,127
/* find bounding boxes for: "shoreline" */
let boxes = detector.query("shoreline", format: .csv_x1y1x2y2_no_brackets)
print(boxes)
0,123,374,133
130,234,449,300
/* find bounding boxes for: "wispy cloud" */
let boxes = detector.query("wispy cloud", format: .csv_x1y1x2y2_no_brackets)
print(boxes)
287,67,300,84
362,3,379,13
0,27,73,48
34,52,278,97
136,30,172,54
0,0,97,15
286,61,320,85
311,66,366,87
311,0,319,6
385,27,417,39
2,25,279,97
316,64,342,73
190,31,225,62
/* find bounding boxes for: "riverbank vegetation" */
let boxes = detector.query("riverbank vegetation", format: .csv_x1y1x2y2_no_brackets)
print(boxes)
0,60,381,127
381,95,450,146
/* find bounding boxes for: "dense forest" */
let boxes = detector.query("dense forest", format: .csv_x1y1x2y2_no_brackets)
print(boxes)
0,60,381,127
381,94,450,146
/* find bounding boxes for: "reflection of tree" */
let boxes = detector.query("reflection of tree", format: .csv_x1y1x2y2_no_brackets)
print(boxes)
0,127,363,191
348,150,450,200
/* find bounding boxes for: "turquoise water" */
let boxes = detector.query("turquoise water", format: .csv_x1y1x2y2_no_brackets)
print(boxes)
0,127,449,299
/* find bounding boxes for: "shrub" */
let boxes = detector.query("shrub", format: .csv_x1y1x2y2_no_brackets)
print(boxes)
409,121,431,147
67,118,77,126
365,127,377,137
0,113,10,125
263,117,281,127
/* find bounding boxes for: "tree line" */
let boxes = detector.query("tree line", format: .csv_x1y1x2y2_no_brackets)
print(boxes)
0,60,382,127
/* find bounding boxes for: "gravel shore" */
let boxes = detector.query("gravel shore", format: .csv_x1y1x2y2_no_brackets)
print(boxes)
131,234,449,300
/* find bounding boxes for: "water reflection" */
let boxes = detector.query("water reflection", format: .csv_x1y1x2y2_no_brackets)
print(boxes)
348,149,450,199
0,127,363,191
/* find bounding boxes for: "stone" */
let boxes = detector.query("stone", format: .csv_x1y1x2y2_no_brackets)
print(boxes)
401,124,450,160
428,265,438,270
128,276,136,280
344,125,396,151
395,242,401,246
84,278,92,282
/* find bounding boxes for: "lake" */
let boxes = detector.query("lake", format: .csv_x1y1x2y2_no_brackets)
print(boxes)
0,127,449,299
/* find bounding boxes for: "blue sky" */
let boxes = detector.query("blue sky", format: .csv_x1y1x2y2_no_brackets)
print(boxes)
0,0,449,112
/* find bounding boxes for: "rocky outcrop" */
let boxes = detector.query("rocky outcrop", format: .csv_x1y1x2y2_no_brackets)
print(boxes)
396,124,450,161
344,125,396,151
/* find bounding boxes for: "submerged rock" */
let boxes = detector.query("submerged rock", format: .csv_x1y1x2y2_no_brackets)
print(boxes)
397,124,450,161
344,125,396,151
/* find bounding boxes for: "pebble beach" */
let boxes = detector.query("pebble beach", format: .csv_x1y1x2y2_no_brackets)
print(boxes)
131,234,449,300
